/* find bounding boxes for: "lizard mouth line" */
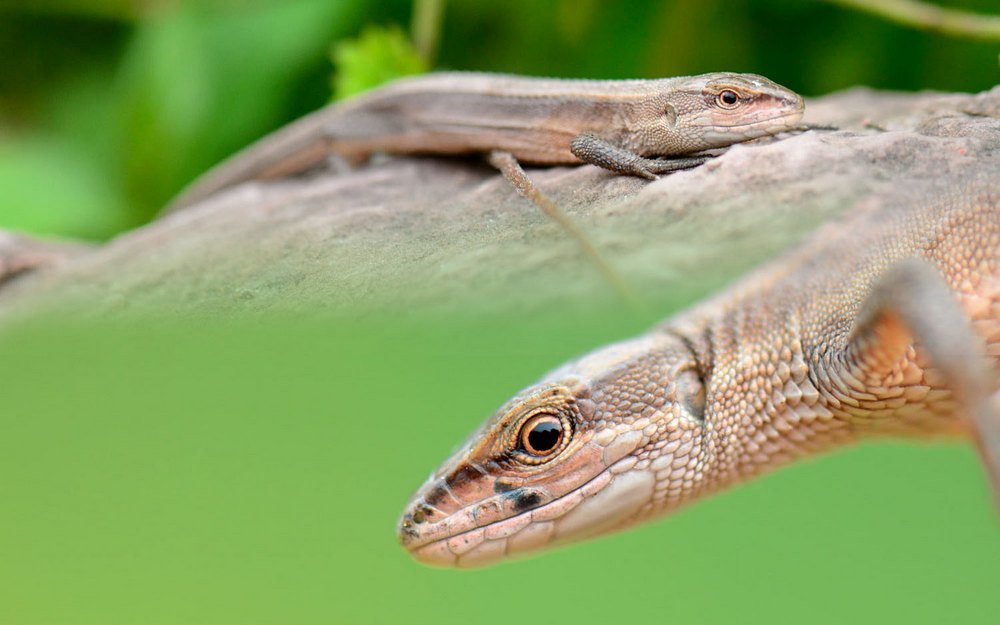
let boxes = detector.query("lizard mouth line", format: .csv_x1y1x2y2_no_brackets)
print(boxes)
689,110,804,129
406,464,616,554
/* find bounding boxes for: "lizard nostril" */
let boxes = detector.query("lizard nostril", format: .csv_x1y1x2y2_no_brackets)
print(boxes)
411,504,435,524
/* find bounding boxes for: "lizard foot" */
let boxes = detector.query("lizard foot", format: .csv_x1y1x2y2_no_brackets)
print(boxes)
570,132,710,179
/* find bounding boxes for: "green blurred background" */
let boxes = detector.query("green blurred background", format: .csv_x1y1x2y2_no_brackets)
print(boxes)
1,2,999,624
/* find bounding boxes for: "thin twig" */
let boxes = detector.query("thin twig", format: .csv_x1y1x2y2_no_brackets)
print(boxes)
824,0,1000,41
411,0,446,64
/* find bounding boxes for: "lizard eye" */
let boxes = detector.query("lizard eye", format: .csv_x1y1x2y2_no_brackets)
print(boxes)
518,413,565,457
717,89,740,109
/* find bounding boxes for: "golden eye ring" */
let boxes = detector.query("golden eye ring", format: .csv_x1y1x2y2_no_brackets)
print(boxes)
518,413,566,458
717,89,740,109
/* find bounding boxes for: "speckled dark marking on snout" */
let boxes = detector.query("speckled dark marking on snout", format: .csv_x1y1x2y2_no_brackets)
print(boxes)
423,485,449,508
506,489,544,512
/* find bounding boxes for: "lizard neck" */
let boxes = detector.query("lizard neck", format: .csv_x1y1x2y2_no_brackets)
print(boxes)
668,298,967,498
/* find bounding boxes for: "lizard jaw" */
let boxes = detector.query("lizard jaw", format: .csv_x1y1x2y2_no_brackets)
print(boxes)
399,454,655,568
689,109,805,145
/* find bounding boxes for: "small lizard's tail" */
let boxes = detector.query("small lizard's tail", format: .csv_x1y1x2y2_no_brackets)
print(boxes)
162,108,345,215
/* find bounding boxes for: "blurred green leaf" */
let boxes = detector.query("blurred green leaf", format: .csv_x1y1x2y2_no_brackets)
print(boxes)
0,0,372,236
0,133,126,238
331,25,428,100
114,7,211,218
110,0,368,221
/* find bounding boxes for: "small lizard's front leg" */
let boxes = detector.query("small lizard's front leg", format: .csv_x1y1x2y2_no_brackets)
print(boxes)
570,132,712,179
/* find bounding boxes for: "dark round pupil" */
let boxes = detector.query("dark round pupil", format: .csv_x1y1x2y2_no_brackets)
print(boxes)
721,91,738,105
527,420,561,453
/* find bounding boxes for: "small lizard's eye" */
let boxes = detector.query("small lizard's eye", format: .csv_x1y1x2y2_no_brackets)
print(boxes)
717,89,740,108
519,413,564,456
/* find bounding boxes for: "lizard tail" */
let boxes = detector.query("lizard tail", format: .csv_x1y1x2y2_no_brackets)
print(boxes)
162,109,347,215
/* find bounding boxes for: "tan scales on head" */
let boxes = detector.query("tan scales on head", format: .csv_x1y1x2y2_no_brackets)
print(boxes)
628,72,805,155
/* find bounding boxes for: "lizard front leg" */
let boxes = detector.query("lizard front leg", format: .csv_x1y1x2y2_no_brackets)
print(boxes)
843,259,1000,505
570,132,711,179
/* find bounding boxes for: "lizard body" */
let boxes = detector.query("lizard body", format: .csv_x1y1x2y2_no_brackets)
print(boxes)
168,72,804,210
397,172,1000,567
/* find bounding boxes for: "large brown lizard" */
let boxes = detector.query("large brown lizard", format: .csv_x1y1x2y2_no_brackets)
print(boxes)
397,170,1000,567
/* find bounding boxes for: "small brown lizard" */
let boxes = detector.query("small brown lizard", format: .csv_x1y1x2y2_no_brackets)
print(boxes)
168,72,804,301
169,72,805,210
397,171,1000,568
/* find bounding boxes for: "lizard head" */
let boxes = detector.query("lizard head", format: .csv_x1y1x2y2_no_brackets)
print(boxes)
656,72,805,151
397,331,708,567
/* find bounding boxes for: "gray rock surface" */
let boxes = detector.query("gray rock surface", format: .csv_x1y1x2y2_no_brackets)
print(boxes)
0,85,997,319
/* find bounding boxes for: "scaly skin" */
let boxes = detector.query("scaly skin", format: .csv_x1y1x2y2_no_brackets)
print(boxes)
168,72,804,210
397,173,1000,568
